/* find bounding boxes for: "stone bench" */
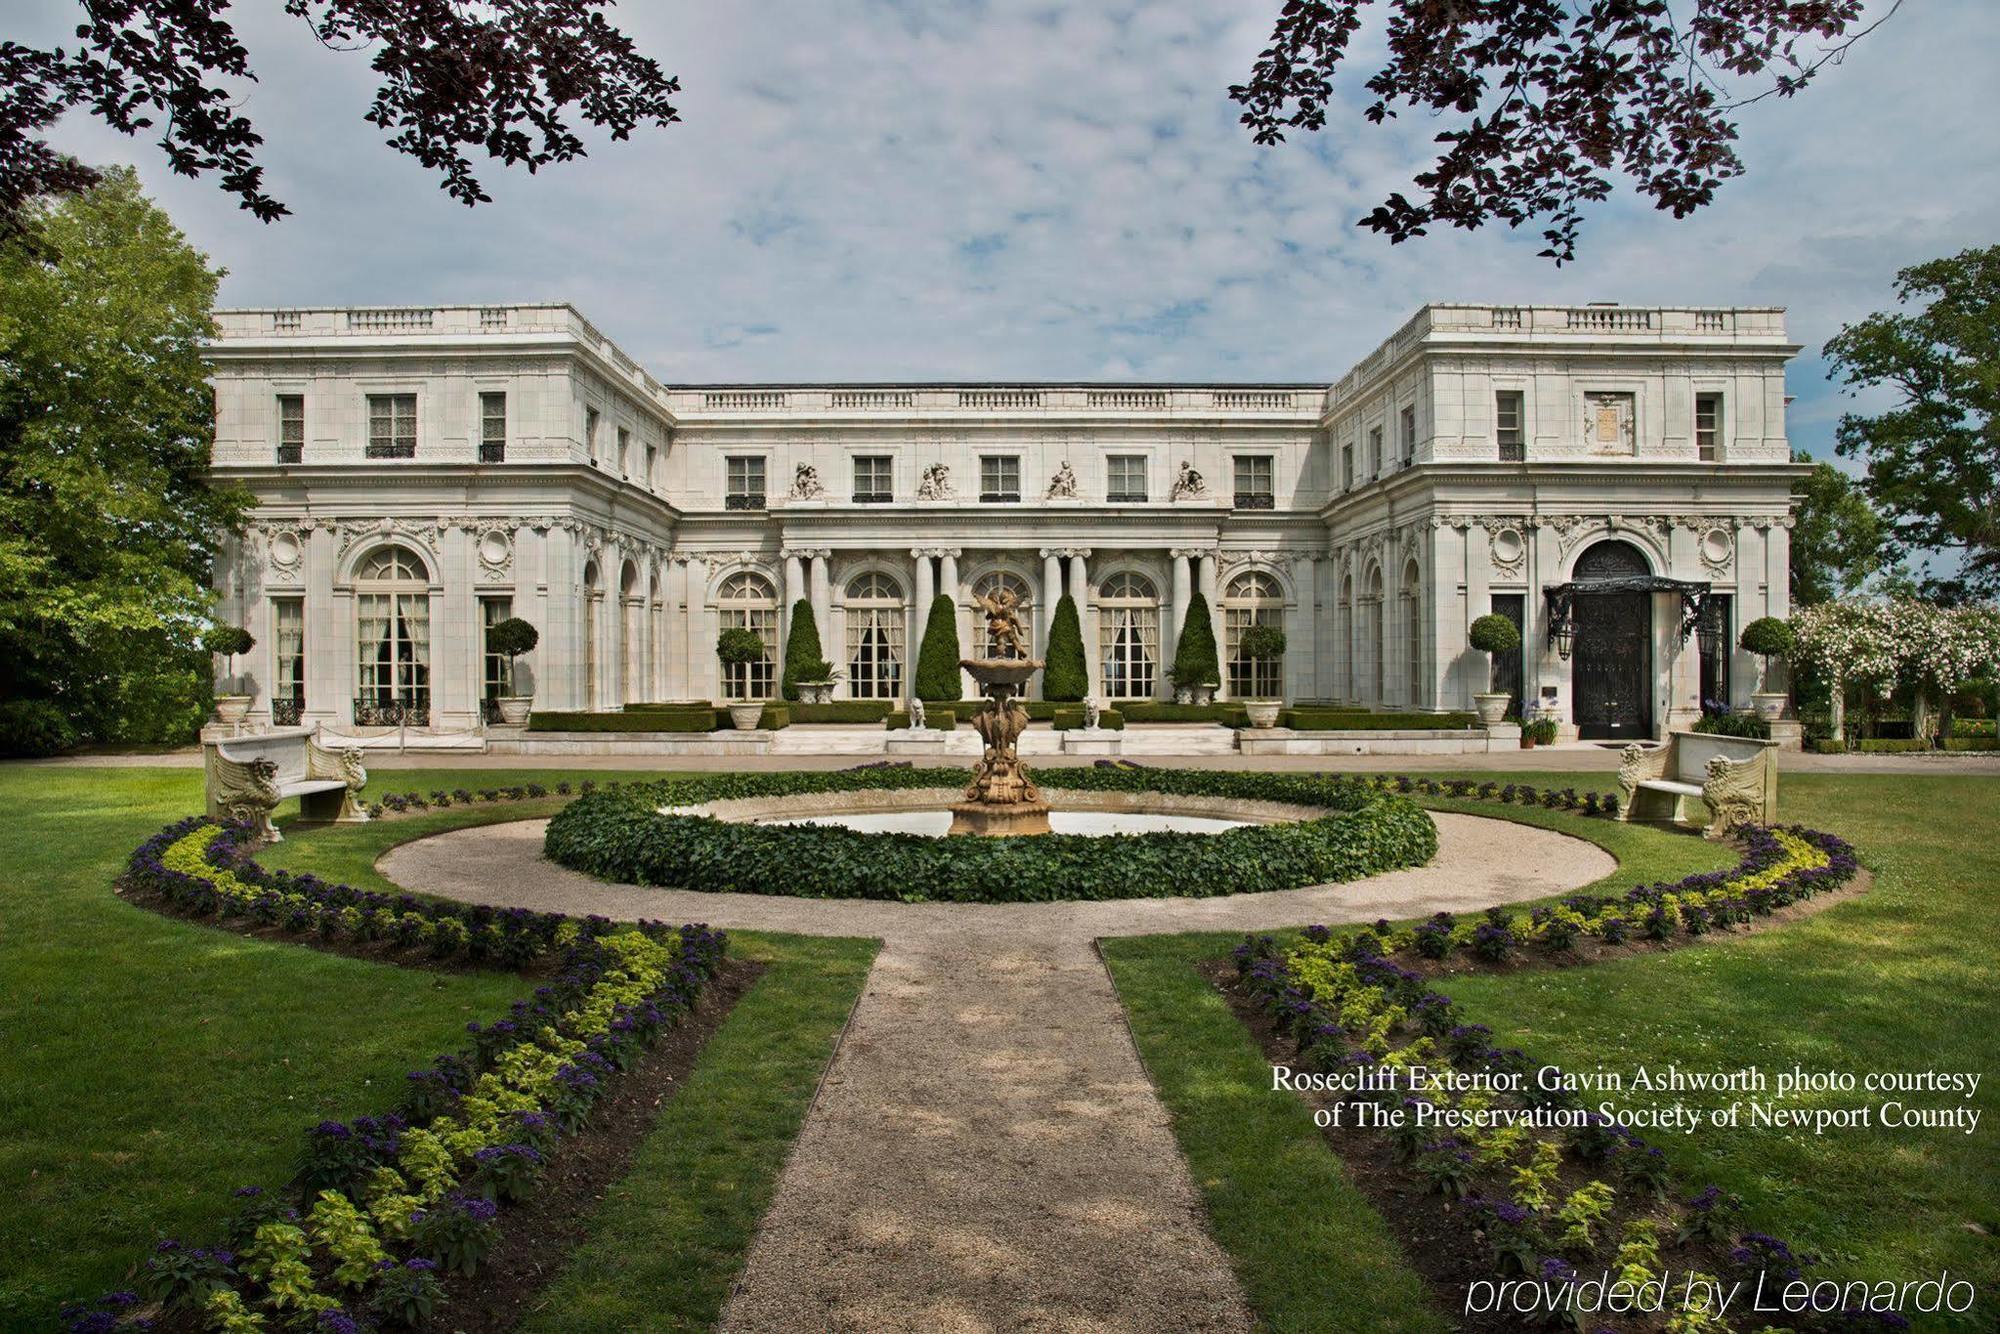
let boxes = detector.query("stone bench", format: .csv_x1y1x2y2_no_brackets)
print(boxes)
203,726,369,842
1618,730,1777,840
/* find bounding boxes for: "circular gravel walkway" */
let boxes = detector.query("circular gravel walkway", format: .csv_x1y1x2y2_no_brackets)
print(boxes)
382,812,1614,1332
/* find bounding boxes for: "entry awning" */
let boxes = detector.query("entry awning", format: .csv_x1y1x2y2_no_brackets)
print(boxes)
1542,576,1716,654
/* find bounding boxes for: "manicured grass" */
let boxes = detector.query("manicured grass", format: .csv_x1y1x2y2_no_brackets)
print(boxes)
0,768,525,1325
1441,774,2000,1325
1107,776,2000,1331
522,930,876,1332
1103,933,1449,1333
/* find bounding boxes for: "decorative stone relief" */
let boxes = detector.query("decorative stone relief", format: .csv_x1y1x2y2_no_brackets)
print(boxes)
1044,461,1079,499
1699,527,1735,575
336,517,442,564
789,462,825,500
265,528,304,577
477,528,513,577
915,462,954,500
1488,526,1527,577
1169,461,1207,500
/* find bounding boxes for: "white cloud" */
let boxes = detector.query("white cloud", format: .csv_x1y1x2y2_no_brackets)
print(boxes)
20,0,1996,456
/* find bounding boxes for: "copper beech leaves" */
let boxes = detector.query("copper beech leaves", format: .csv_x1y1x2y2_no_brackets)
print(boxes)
1229,0,1889,262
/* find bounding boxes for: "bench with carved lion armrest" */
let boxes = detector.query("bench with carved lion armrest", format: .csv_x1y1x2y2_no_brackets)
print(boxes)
1618,730,1777,839
202,726,369,842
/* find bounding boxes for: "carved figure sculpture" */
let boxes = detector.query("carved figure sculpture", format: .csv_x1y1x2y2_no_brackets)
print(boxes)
965,694,1042,806
909,698,926,731
1045,461,1079,499
790,462,825,499
1170,461,1207,499
1083,695,1101,729
976,586,1029,659
916,462,954,500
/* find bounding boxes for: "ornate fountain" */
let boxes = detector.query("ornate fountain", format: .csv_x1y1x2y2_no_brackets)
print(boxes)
950,586,1052,836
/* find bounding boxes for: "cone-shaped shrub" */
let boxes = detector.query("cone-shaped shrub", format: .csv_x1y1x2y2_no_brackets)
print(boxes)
779,599,828,701
1043,594,1088,701
1172,592,1221,688
914,594,962,702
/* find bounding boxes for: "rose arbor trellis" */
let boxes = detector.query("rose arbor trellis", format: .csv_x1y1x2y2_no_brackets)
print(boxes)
1791,599,2000,741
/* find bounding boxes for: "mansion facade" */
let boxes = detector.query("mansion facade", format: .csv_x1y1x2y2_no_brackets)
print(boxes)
205,302,1804,740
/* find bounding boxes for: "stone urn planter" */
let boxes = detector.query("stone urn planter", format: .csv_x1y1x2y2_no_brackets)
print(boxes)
1752,692,1788,722
213,694,253,727
493,696,533,726
1187,683,1217,706
727,701,768,731
1473,692,1512,727
1243,700,1282,729
796,681,836,705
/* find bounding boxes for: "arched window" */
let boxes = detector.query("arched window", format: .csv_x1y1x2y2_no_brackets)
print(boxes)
1097,572,1159,699
355,545,430,723
1224,571,1285,699
1402,559,1424,706
972,571,1033,659
1365,565,1386,703
582,559,601,710
844,572,905,699
1575,539,1651,581
718,571,778,698
620,561,643,706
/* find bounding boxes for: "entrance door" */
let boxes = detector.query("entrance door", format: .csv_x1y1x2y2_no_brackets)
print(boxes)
1490,594,1525,719
1573,592,1651,739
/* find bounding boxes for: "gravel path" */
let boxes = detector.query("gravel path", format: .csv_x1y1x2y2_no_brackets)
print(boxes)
381,812,1614,1331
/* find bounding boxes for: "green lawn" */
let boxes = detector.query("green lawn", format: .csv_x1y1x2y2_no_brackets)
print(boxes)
1107,773,2000,1331
0,764,872,1330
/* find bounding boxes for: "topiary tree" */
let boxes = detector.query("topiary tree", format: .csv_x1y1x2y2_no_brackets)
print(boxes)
1043,594,1089,702
1467,613,1522,691
1739,616,1793,693
913,594,962,702
486,617,539,699
779,599,829,700
1171,593,1221,694
716,627,765,698
1236,623,1287,698
203,623,255,692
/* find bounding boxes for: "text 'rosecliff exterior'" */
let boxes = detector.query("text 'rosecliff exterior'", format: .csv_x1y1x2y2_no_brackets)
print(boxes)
204,302,1803,738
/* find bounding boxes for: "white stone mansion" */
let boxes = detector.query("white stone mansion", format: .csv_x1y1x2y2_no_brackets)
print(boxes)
205,303,1803,740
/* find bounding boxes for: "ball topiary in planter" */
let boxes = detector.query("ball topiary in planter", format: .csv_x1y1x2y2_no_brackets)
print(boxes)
204,623,256,721
1042,594,1088,702
1170,593,1221,703
1467,613,1522,726
913,594,962,703
1235,623,1287,724
1739,615,1794,718
485,617,539,723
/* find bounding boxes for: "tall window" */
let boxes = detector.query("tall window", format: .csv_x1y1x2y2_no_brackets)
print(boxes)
853,455,893,503
1399,404,1417,465
1699,593,1733,708
717,571,778,697
1098,572,1159,699
1489,593,1525,719
479,392,506,463
844,572,906,699
979,455,1021,502
365,394,416,459
725,456,767,509
1106,455,1147,503
644,442,658,489
1402,560,1424,706
273,597,304,724
585,406,600,463
1496,390,1525,462
277,395,304,464
616,426,632,476
1368,425,1383,478
1233,455,1274,508
1224,572,1284,699
482,596,514,704
354,545,429,722
973,571,1034,659
1696,392,1723,461
1341,439,1354,490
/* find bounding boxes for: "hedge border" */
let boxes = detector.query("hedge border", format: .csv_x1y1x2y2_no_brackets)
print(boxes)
543,767,1437,904
1279,709,1478,731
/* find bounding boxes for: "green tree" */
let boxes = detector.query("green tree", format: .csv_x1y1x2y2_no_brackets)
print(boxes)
0,169,249,754
1042,594,1088,702
913,594,961,703
1825,245,2000,598
778,599,827,701
1171,593,1221,690
1789,452,1887,607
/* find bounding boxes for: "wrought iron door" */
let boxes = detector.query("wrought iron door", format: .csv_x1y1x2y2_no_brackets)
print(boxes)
1573,592,1651,739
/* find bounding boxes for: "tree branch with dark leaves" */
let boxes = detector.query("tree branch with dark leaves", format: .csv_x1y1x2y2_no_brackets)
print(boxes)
0,0,678,240
1230,1,1885,263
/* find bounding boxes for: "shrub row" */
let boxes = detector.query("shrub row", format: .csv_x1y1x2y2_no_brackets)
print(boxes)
70,821,726,1333
786,700,895,724
1231,822,1859,1328
1357,774,1623,817
1052,707,1124,731
1117,701,1252,725
528,708,716,733
543,767,1438,903
886,708,958,730
1278,709,1478,731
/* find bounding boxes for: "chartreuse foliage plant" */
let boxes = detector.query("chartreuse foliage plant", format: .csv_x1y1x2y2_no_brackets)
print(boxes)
913,594,962,702
61,815,728,1332
1042,594,1089,701
544,767,1437,902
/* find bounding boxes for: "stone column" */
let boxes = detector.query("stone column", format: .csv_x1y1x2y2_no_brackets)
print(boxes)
1067,550,1097,696
1197,550,1218,607
782,550,806,668
939,548,966,695
809,551,831,634
541,524,577,710
1042,550,1063,640
912,548,934,703
1170,549,1194,657
438,525,479,729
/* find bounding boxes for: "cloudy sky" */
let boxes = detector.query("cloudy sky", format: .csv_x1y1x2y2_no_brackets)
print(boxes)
21,0,1999,461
